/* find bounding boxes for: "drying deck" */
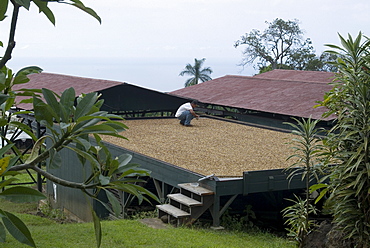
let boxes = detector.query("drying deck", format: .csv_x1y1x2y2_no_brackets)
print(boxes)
102,117,296,177
50,116,309,226
97,117,308,227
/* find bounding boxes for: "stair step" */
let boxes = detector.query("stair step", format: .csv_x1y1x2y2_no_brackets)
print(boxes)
168,194,203,207
178,183,214,196
156,204,190,218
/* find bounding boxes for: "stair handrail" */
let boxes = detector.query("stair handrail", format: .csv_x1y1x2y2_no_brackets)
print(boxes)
198,174,215,182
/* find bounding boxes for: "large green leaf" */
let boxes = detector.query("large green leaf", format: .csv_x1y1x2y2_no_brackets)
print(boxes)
13,66,42,82
114,163,142,176
0,0,8,21
90,193,115,217
111,183,140,204
0,72,6,88
93,99,104,111
67,146,100,168
91,208,102,248
76,112,111,122
0,156,10,177
118,178,148,184
9,121,37,141
4,67,12,88
0,186,46,203
73,134,90,164
11,75,30,86
77,124,127,140
103,122,127,133
109,181,159,204
32,0,56,25
0,209,36,247
0,93,9,106
14,0,31,9
104,189,121,217
47,148,62,169
0,144,14,157
118,167,151,179
0,220,6,242
60,87,75,107
0,176,19,188
14,88,42,95
0,117,7,126
33,96,54,125
117,154,132,167
69,0,101,24
79,124,119,134
59,87,75,122
25,136,47,164
111,155,148,177
42,88,61,120
2,95,14,112
74,136,92,151
107,159,119,177
72,114,107,133
75,92,98,120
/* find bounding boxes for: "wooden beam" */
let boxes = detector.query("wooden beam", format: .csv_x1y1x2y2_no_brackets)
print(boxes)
219,194,238,216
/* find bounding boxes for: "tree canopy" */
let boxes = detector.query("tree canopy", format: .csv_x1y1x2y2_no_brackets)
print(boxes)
234,18,337,73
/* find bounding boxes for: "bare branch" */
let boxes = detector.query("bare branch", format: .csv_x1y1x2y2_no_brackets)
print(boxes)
0,1,20,68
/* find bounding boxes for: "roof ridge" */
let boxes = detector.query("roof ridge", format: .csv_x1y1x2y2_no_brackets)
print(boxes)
223,74,254,79
221,74,333,85
254,77,334,85
34,72,124,85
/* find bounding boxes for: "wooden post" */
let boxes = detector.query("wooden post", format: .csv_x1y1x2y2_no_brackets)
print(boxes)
211,195,221,227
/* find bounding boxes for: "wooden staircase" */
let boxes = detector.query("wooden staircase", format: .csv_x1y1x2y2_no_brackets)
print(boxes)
157,183,214,226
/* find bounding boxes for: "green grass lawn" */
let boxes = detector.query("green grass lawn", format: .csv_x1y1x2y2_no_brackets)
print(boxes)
0,199,295,248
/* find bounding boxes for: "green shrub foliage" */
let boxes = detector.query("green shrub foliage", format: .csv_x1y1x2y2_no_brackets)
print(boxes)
319,33,370,247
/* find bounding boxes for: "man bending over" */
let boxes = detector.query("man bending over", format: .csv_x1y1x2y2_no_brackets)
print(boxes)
175,100,200,127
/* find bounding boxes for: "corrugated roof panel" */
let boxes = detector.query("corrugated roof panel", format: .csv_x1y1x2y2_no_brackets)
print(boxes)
253,69,335,83
12,72,188,111
12,73,124,110
170,70,336,120
15,73,123,95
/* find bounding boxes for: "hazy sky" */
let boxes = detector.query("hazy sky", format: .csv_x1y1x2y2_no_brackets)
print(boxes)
1,0,369,91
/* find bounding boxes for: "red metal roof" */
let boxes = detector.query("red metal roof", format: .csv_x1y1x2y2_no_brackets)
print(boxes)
170,70,336,120
13,73,124,110
14,73,123,95
253,69,335,83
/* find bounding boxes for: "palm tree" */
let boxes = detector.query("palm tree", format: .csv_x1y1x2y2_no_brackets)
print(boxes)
179,58,213,87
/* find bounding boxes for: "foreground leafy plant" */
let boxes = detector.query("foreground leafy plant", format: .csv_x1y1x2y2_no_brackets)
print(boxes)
282,117,324,247
0,70,159,247
0,1,159,247
317,32,370,247
282,195,318,246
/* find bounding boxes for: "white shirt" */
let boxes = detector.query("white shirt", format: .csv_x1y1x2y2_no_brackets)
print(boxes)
175,102,193,117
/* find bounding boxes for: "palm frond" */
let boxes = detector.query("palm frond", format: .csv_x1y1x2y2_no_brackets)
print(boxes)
179,58,213,87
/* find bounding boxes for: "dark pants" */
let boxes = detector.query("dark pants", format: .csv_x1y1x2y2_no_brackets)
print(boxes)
177,110,194,125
